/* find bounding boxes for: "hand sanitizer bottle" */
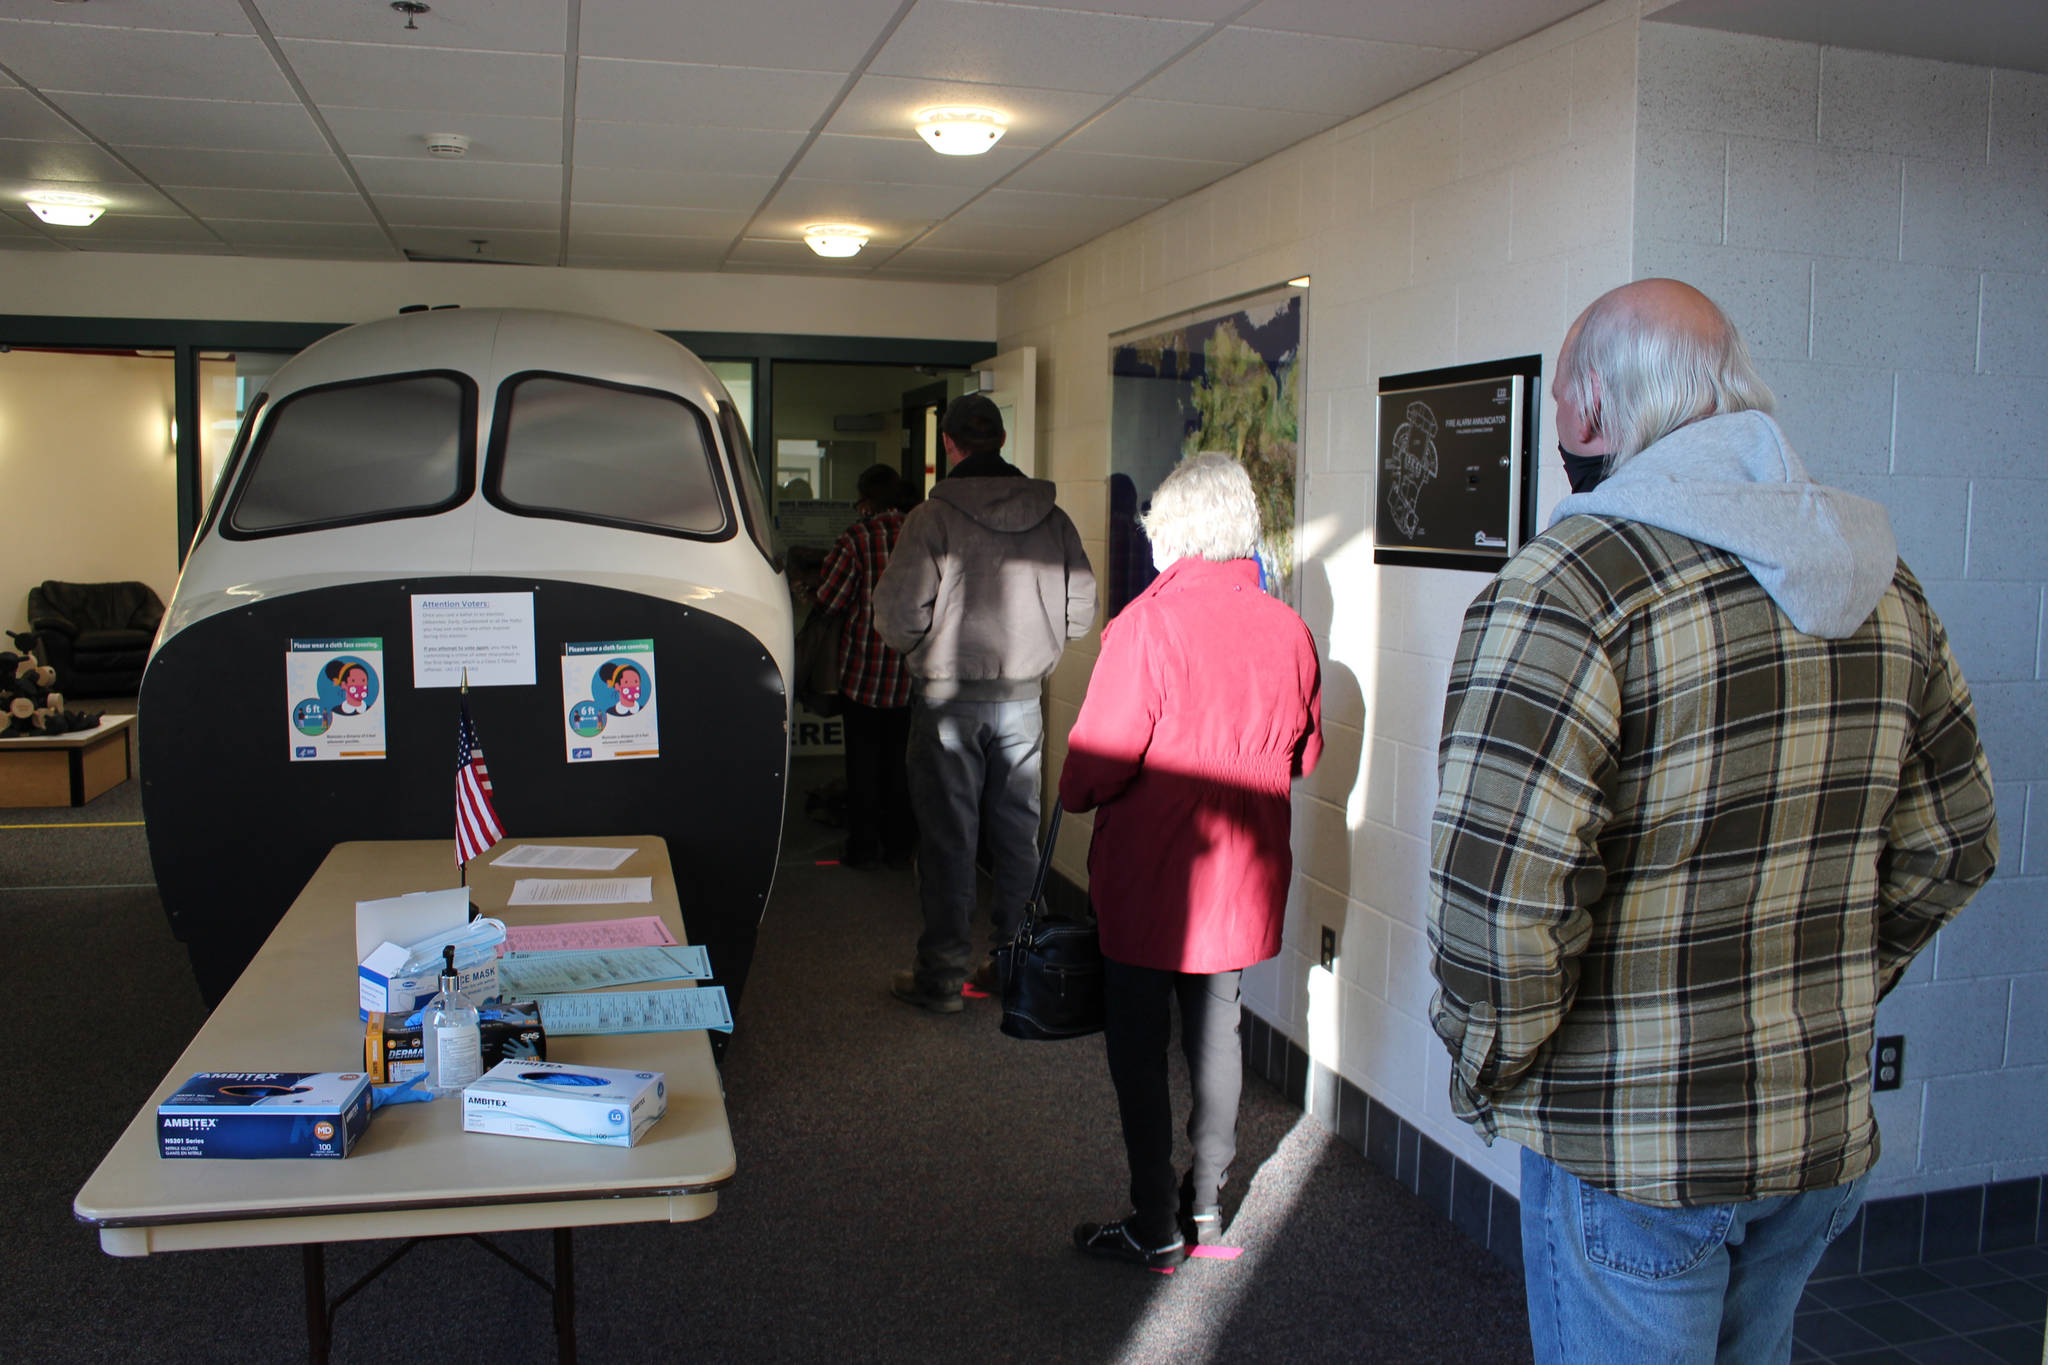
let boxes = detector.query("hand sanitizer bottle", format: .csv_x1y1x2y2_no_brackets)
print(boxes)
422,944,482,1096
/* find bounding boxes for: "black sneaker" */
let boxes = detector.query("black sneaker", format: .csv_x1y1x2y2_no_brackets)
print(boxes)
889,969,963,1014
1073,1218,1187,1270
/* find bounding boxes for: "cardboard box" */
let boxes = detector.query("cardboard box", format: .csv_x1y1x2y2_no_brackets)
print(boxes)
461,1059,666,1148
355,887,501,1020
357,945,500,1021
364,1000,547,1083
156,1072,373,1159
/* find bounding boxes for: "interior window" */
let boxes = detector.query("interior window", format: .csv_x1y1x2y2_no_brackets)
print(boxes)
489,374,731,538
225,372,473,536
720,398,776,564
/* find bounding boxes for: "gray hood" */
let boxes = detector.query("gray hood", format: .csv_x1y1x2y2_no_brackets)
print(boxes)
931,473,1061,534
1548,411,1896,639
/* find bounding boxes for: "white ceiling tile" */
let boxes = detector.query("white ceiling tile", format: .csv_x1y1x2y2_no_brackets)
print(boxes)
727,237,876,270
67,238,233,255
954,185,1161,234
979,0,1245,19
57,213,217,244
170,187,375,222
574,122,804,175
0,208,46,235
0,178,174,217
1238,0,1587,52
572,165,778,211
564,234,731,270
122,146,354,191
762,178,977,231
323,108,563,163
395,226,560,264
794,133,1031,188
1141,28,1470,115
279,39,563,118
874,243,1045,278
871,0,1210,94
0,140,144,185
49,95,328,154
1003,146,1240,199
0,88,87,141
1065,97,1334,162
577,59,844,131
570,203,751,237
0,24,291,102
254,0,571,54
352,155,562,198
378,196,562,230
825,75,1103,146
579,0,909,70
0,4,255,35
211,219,394,248
916,218,1096,256
231,243,399,260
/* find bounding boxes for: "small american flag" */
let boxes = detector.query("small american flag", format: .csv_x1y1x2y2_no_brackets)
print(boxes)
455,699,504,865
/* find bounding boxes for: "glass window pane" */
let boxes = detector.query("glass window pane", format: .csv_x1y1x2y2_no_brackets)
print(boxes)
229,373,470,534
494,375,729,537
721,399,774,562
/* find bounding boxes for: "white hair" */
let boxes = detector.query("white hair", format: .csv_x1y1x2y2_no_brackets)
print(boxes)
1560,280,1776,469
1141,452,1260,567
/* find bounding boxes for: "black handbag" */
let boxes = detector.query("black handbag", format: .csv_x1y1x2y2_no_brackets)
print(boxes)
994,804,1105,1040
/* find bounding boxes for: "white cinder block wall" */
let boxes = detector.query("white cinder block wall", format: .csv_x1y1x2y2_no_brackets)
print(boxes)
1636,21,2048,1199
1001,0,1645,1201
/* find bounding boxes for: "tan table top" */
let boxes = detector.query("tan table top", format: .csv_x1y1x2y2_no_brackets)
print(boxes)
74,836,735,1256
0,712,135,748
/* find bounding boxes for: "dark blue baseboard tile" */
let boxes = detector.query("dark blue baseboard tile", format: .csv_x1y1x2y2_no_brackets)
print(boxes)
1236,1006,2047,1273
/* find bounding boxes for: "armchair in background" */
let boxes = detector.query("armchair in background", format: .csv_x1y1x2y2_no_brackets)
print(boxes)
26,579,164,697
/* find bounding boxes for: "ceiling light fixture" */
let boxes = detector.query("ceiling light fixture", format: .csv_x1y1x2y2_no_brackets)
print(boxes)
913,107,1008,156
1287,276,1310,288
803,224,870,258
26,191,105,227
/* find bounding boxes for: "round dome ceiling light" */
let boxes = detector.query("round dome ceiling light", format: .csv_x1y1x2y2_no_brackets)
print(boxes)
914,107,1008,156
26,190,105,226
803,224,870,258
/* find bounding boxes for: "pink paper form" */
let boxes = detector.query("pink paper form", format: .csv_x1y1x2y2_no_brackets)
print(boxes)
501,914,678,952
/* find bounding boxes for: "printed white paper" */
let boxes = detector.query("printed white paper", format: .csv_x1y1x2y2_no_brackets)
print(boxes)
506,876,653,906
490,844,637,871
410,592,537,688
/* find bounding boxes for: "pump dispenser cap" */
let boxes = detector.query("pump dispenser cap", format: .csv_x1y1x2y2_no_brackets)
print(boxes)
441,943,458,984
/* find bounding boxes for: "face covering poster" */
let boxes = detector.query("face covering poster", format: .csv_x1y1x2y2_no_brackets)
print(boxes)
287,638,387,761
561,640,659,763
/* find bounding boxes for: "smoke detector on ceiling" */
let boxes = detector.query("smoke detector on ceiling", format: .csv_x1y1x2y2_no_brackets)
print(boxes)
423,132,470,158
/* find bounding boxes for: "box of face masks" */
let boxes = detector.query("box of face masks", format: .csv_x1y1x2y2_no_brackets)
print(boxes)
156,1072,373,1159
461,1060,666,1148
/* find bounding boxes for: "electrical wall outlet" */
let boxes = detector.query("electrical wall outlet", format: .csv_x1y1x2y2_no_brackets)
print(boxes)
1873,1035,1905,1091
1319,925,1336,970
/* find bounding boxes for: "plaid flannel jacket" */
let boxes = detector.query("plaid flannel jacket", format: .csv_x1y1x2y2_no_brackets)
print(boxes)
1429,516,1997,1207
817,507,911,709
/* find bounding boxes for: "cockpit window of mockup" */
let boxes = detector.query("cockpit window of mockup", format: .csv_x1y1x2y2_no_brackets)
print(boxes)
223,370,478,538
485,371,734,542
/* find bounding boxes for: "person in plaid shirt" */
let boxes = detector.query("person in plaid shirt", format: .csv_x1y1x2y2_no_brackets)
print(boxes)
1429,279,1998,1363
817,464,915,868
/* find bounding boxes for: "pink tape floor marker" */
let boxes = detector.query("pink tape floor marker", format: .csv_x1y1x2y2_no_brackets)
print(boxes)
1187,1245,1243,1260
961,983,992,999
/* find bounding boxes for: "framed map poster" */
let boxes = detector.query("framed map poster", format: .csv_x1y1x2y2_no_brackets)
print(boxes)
1373,355,1541,572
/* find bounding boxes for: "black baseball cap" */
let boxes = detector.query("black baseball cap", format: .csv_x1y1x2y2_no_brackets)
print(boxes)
940,392,1005,454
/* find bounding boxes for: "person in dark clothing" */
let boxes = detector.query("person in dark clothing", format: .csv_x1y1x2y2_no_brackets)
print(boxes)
816,464,916,868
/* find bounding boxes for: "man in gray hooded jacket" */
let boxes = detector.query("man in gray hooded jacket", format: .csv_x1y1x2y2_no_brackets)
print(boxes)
1429,280,1997,1362
873,393,1096,1011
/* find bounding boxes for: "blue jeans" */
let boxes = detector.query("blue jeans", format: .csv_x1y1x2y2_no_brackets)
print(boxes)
1520,1147,1869,1365
904,697,1042,990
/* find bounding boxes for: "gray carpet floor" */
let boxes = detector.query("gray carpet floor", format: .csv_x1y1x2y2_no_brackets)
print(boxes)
0,744,1532,1364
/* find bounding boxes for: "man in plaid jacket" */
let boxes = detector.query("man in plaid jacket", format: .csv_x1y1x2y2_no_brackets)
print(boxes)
1429,279,1998,1363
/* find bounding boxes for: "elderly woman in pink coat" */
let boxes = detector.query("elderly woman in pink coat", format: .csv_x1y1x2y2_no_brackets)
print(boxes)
1061,453,1322,1270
